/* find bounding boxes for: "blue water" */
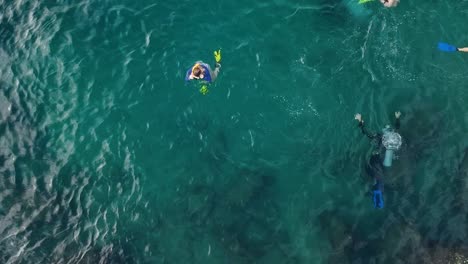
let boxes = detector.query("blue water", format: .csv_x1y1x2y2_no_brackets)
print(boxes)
0,0,468,263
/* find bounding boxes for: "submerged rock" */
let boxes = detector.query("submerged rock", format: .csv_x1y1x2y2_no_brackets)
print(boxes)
318,210,353,264
381,223,432,263
403,108,444,163
186,185,216,226
222,167,274,207
430,246,468,264
208,166,294,261
457,148,468,202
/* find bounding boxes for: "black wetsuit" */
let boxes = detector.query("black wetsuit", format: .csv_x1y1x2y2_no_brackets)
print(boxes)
359,117,401,197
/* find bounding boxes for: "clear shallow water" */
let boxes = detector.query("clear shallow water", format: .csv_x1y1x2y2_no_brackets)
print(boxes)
0,0,468,263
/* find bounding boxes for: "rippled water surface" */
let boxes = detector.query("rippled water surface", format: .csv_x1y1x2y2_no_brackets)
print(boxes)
1,0,468,263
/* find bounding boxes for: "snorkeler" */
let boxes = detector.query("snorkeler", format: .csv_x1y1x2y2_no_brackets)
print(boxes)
457,47,468,52
355,112,402,167
185,50,221,82
380,0,399,7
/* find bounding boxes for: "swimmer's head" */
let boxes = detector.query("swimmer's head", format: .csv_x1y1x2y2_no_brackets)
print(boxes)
191,64,204,79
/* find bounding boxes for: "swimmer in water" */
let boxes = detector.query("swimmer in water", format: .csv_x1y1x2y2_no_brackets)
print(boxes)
380,0,399,7
354,112,401,146
457,47,468,52
185,50,221,82
355,112,402,167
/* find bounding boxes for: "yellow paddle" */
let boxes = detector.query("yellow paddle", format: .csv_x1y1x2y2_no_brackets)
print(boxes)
213,49,221,63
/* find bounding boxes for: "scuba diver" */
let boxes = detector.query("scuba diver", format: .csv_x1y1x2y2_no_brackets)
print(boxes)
354,111,402,167
185,50,221,83
355,111,402,209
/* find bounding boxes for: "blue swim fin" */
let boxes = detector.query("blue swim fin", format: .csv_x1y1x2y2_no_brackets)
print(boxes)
373,190,384,209
372,179,384,209
438,42,458,52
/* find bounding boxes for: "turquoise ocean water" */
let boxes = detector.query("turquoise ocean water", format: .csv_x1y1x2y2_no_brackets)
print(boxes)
0,0,468,263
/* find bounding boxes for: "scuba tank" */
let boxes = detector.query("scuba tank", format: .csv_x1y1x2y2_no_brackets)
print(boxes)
381,126,402,167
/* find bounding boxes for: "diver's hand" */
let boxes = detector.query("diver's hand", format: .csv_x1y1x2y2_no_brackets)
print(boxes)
355,113,363,123
214,49,221,63
395,111,401,119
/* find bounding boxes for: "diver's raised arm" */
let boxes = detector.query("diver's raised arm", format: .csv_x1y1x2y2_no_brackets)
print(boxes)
355,113,378,140
394,111,401,130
